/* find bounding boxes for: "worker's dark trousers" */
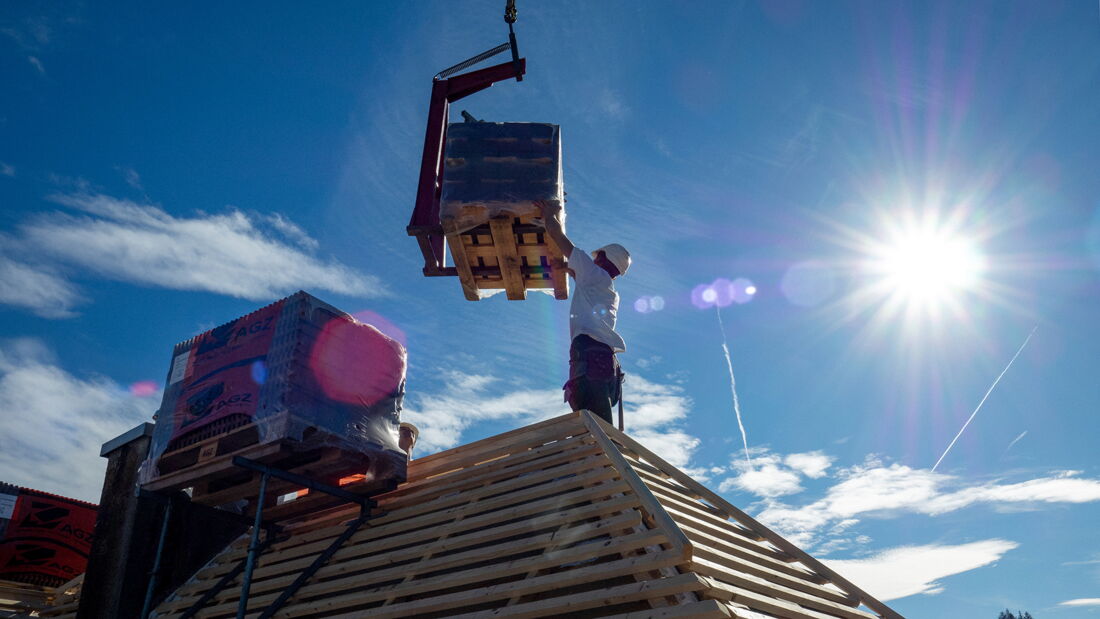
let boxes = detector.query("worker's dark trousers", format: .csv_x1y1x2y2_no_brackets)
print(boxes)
564,335,620,425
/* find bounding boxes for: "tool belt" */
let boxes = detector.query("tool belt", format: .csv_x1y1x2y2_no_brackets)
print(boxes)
563,335,622,405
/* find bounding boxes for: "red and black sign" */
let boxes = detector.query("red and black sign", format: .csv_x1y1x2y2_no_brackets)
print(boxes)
169,299,285,441
0,489,97,586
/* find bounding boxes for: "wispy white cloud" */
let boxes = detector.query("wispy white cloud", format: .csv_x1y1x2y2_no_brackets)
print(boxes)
1,16,52,50
116,165,143,191
720,453,803,498
1061,558,1100,566
614,374,697,468
403,370,700,468
27,55,45,75
785,451,833,478
0,252,83,318
824,539,1019,601
717,448,833,498
1060,598,1100,607
751,456,1100,548
0,339,158,502
596,88,629,120
6,192,384,305
0,162,14,177
263,213,319,251
402,373,566,455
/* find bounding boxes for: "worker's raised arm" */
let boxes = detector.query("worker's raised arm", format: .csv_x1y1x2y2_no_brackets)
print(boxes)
536,200,574,259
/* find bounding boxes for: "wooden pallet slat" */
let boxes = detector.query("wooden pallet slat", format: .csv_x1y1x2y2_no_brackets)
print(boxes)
489,216,527,300
443,218,482,301
544,225,570,299
439,212,569,301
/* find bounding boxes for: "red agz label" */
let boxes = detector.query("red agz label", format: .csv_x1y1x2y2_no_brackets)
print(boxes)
0,492,97,583
169,300,284,440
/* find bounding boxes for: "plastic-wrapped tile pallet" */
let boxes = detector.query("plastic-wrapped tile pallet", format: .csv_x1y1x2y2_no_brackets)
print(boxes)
139,291,408,510
0,483,96,590
440,121,570,301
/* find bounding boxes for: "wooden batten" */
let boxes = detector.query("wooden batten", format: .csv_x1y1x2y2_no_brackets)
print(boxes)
151,412,903,619
489,216,528,300
441,214,570,301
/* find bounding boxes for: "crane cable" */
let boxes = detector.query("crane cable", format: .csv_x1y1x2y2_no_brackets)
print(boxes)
434,0,522,81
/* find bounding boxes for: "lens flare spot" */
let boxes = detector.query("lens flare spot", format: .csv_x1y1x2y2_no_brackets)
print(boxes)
351,309,406,347
309,318,406,406
634,297,650,313
731,278,757,304
250,360,267,385
691,284,714,309
650,296,665,311
711,278,735,306
129,380,159,398
693,283,732,309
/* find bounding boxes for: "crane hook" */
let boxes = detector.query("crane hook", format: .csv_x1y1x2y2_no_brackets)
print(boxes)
505,0,517,25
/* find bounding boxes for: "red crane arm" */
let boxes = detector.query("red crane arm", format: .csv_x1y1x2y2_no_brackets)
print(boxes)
407,58,527,275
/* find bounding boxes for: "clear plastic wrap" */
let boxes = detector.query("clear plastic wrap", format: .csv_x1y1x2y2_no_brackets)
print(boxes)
441,121,563,234
139,291,407,488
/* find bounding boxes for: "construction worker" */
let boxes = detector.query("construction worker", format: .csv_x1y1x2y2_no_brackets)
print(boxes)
537,200,631,425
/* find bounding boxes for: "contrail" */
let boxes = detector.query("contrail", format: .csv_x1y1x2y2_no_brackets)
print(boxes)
932,326,1038,472
1002,430,1028,456
716,305,752,466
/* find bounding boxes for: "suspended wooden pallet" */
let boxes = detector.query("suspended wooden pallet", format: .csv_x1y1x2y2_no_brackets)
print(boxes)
152,412,902,619
443,213,569,301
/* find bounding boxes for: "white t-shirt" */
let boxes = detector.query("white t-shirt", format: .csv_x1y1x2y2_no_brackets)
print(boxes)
569,247,625,353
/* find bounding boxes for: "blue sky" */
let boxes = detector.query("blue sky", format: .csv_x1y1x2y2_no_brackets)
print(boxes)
2,1,1099,615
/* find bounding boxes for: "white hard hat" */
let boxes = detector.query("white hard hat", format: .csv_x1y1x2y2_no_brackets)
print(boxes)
593,243,631,276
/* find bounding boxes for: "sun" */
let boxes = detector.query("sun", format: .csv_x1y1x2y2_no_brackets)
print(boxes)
846,211,989,331
816,203,998,339
868,226,985,307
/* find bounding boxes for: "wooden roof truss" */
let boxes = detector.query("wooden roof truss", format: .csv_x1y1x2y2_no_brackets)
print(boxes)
144,411,902,619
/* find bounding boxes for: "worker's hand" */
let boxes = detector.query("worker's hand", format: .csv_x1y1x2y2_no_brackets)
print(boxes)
534,199,561,221
533,199,573,258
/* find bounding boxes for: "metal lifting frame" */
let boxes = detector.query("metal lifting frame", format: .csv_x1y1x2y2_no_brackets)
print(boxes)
407,39,526,276
137,488,272,619
255,507,373,618
229,456,381,619
177,535,278,619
